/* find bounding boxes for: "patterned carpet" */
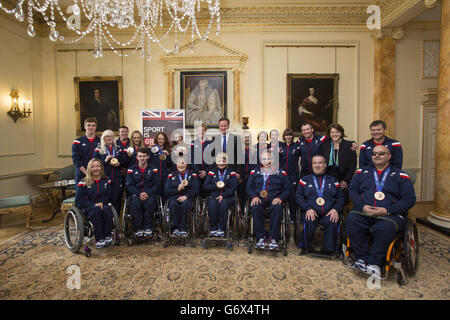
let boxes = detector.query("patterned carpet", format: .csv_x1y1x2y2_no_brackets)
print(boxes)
0,225,448,300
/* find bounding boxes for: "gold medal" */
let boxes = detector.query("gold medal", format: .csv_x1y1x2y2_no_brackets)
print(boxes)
260,190,268,198
159,154,166,160
216,181,225,189
182,179,189,187
374,191,385,200
316,197,325,206
110,158,118,165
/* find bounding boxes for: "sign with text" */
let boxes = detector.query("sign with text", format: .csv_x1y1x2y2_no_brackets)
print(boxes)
141,109,185,145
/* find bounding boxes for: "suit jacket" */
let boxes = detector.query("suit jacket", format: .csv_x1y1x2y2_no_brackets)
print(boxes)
206,132,244,175
320,139,357,184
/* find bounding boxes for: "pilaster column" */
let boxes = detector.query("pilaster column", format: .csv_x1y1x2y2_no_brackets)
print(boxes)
429,0,450,229
167,69,174,109
233,69,241,124
372,28,403,137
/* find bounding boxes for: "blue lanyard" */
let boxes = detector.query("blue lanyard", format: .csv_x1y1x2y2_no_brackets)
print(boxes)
106,145,116,157
373,168,390,192
218,169,227,181
313,175,326,198
178,171,188,184
262,169,271,190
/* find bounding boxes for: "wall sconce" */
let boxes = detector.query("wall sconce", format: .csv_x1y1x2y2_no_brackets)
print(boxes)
7,89,32,123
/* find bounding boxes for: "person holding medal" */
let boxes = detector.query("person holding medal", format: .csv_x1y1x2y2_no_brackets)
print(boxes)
204,153,238,237
124,130,145,169
246,149,290,250
346,145,416,274
125,147,160,238
94,129,123,213
151,132,172,199
165,157,199,237
295,154,345,255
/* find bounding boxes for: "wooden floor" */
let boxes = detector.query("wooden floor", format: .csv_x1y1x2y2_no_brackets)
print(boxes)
0,200,436,244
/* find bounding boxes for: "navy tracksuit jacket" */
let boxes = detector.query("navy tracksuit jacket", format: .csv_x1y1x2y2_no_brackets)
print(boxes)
72,135,100,183
346,164,416,267
204,167,238,232
296,173,344,251
75,177,113,242
126,165,160,231
359,137,403,170
298,134,327,177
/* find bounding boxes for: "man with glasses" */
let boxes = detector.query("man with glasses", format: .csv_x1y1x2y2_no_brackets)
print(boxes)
346,145,415,277
246,150,290,250
359,120,403,169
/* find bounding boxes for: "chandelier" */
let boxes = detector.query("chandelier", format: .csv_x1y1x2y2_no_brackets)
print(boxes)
0,0,221,61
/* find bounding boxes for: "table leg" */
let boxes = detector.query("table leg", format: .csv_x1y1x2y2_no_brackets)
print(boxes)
41,187,66,223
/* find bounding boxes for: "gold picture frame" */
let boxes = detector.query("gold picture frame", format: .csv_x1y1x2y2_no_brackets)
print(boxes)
74,76,124,135
287,73,339,136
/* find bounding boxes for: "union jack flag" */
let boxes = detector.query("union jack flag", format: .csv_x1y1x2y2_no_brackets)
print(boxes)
141,110,184,121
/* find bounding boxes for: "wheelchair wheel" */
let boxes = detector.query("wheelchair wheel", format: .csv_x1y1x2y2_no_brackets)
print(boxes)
403,219,419,276
110,205,120,245
64,207,84,253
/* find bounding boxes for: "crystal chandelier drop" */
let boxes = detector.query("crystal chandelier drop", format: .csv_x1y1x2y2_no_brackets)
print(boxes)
0,0,221,61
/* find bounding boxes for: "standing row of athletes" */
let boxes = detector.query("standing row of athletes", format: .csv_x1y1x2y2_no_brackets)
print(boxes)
72,116,415,273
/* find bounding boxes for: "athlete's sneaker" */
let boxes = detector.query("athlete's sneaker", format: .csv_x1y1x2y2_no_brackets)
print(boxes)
217,229,225,237
209,230,218,237
256,238,266,249
134,230,143,238
144,229,153,237
179,230,188,237
354,259,368,272
105,237,113,246
96,240,106,248
269,238,279,250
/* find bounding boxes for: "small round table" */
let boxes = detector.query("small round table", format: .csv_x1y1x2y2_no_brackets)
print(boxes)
38,180,75,223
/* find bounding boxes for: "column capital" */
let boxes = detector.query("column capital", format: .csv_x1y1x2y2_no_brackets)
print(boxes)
371,28,404,41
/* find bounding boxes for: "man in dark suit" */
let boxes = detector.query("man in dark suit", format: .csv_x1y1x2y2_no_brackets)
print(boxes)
206,117,243,180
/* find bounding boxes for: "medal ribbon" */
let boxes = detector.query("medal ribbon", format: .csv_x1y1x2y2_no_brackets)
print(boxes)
178,171,188,184
373,168,390,193
262,168,273,191
106,145,116,157
218,169,226,182
313,175,326,199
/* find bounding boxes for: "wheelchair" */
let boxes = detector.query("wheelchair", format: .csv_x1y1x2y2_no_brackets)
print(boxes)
161,195,200,248
341,213,419,286
63,203,120,257
200,191,240,251
121,195,165,246
245,198,290,256
294,207,344,259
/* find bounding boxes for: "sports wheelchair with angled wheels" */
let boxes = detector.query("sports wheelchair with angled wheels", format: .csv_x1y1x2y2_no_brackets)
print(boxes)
121,195,165,246
341,212,419,286
245,199,290,256
200,191,240,251
64,203,120,257
161,196,200,248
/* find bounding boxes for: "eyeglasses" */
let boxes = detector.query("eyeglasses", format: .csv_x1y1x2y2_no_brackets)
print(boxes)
261,157,272,161
372,152,388,156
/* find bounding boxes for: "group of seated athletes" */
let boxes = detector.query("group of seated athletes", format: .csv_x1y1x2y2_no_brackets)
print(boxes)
72,116,416,274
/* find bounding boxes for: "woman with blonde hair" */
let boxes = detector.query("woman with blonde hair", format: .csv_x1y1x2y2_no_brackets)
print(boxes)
75,158,114,248
94,129,123,212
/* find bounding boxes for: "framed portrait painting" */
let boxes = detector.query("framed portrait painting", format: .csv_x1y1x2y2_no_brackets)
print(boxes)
180,70,227,128
287,74,339,135
74,76,124,135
